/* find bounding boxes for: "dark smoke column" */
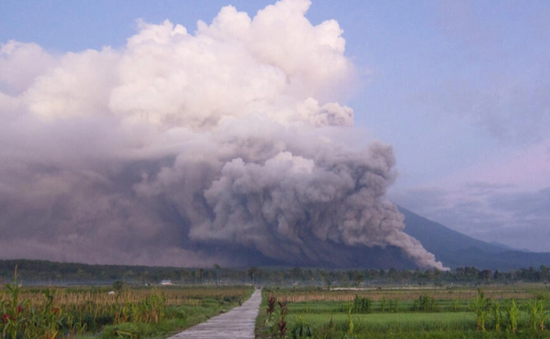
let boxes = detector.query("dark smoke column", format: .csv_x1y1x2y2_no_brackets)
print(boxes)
141,129,447,270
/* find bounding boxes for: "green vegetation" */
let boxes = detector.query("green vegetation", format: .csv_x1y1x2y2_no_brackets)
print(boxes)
5,259,550,338
1,269,252,339
412,295,436,312
256,285,550,339
352,295,372,313
3,260,550,287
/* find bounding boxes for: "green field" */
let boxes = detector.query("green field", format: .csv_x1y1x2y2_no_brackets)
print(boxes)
5,263,550,339
287,311,476,330
0,275,253,339
256,285,550,339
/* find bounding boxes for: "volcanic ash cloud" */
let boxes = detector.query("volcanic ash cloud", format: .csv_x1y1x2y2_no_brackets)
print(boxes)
0,0,446,270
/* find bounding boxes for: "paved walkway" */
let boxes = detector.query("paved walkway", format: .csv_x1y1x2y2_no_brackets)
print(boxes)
168,288,262,339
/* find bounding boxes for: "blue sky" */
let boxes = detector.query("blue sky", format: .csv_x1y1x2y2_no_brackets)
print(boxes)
1,0,549,252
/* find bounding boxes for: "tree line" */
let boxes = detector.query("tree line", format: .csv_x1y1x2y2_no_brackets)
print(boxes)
0,259,549,286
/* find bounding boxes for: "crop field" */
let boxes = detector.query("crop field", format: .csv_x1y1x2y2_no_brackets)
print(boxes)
267,284,542,302
256,284,550,339
0,274,252,339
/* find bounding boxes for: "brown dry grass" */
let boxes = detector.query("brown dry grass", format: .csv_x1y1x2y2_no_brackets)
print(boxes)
270,285,538,303
0,286,249,310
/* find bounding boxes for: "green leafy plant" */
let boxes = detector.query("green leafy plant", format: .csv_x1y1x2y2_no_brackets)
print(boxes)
413,295,437,312
528,299,548,331
290,316,313,339
347,305,354,335
490,301,503,331
352,295,371,313
505,300,520,333
469,288,491,331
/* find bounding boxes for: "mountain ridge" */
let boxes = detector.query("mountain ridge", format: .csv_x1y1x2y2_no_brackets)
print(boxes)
399,206,550,270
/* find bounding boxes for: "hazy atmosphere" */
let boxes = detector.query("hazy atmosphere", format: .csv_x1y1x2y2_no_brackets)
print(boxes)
0,0,549,269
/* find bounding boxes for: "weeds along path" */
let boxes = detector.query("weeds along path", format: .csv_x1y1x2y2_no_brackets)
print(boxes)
168,288,262,339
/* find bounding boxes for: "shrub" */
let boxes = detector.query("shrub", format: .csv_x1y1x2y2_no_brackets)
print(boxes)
352,295,372,313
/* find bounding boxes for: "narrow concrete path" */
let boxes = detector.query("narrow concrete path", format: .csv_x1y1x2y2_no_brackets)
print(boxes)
168,288,262,339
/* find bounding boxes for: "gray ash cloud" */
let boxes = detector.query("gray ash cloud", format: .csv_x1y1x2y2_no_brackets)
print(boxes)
0,0,446,270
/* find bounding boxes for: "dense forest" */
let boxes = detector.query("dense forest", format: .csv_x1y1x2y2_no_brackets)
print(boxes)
1,259,549,286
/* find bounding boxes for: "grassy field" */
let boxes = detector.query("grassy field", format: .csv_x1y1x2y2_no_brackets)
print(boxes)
5,267,550,339
0,275,253,339
256,284,550,339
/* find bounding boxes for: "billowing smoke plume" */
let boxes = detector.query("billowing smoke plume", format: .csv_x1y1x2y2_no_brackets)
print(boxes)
0,0,446,270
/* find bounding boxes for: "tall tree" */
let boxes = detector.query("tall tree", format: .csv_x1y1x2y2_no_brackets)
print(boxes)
214,264,221,284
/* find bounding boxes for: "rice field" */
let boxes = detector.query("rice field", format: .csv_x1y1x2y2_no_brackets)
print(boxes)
256,284,550,338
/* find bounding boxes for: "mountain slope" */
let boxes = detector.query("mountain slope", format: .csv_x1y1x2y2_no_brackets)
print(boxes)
399,206,550,270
